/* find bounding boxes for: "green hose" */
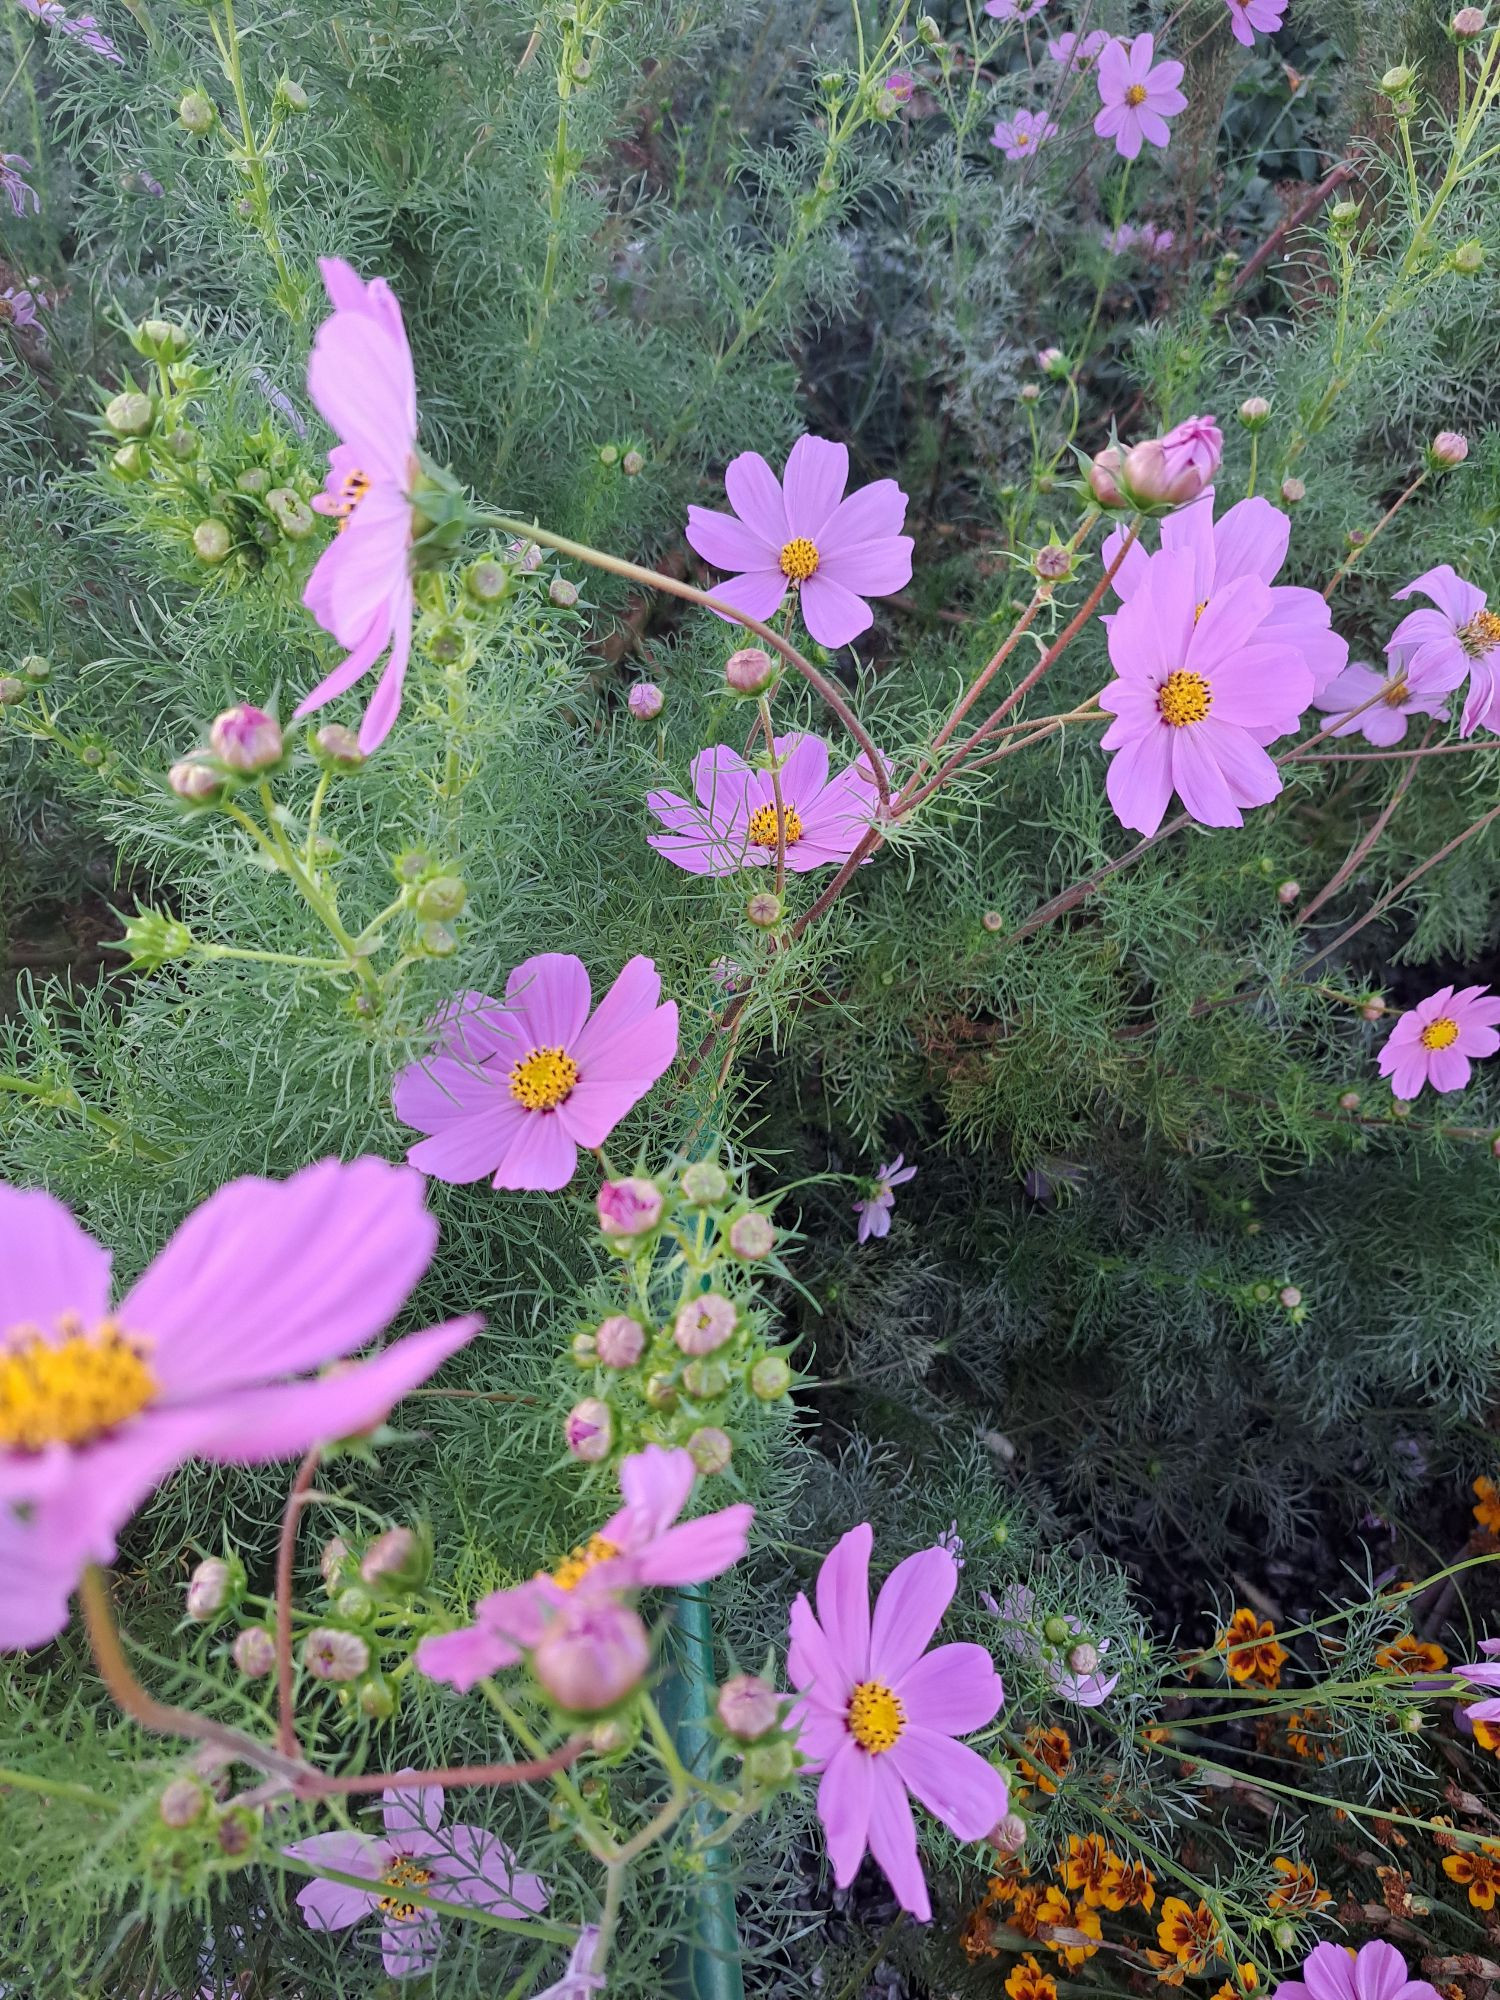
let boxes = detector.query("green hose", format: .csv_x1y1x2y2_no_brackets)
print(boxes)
659,1585,747,2000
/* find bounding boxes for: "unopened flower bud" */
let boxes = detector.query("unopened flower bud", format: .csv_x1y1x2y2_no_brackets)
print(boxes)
232,1626,277,1677
1279,1285,1302,1308
717,1673,781,1741
313,722,364,768
465,557,513,605
1277,879,1300,905
644,1370,678,1411
675,1292,737,1356
750,1355,792,1400
415,874,467,920
1122,438,1208,509
267,486,315,538
1429,430,1469,468
982,910,1003,933
360,1527,426,1592
210,703,282,773
192,518,232,564
990,1810,1028,1853
1450,239,1485,274
1380,63,1416,95
277,77,310,112
0,677,24,706
1329,199,1361,234
533,1596,650,1712
1252,1282,1273,1302
1361,1000,1385,1021
1036,346,1067,376
596,1314,647,1369
1087,444,1127,508
1068,1641,1100,1675
597,1176,664,1237
725,646,776,695
178,90,216,133
917,13,942,44
747,890,782,928
1339,1091,1361,1111
216,1808,258,1859
687,1425,733,1474
627,681,663,720
418,920,457,957
320,1536,351,1589
571,1330,598,1366
18,654,49,683
565,1397,614,1462
303,1627,369,1681
360,1674,398,1719
136,317,192,361
728,1212,776,1260
1238,396,1272,429
679,1161,727,1207
1034,544,1072,582
683,1358,731,1399
168,758,220,802
186,1557,231,1620
1018,382,1040,404
745,1735,797,1785
590,1716,631,1753
621,450,645,477
1452,7,1487,37
598,443,620,467
1280,477,1306,506
1042,1614,1072,1645
159,1778,208,1828
1391,1098,1412,1118
111,441,148,480
549,575,580,608
335,1587,372,1623
105,390,154,437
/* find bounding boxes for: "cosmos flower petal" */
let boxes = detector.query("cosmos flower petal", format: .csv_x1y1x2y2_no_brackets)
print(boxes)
702,567,792,630
414,1621,523,1690
629,1505,755,1587
722,451,789,546
865,1759,930,1919
382,1917,442,1979
816,1523,873,1675
788,1592,850,1709
782,435,849,540
1104,717,1174,835
570,956,667,1070
870,1546,959,1683
1393,563,1485,628
613,1444,696,1541
818,1739,875,1887
406,1105,528,1182
800,572,877,648
292,606,393,718
821,478,909,549
0,1183,112,1333
887,1726,1009,1841
491,1110,580,1192
775,733,831,803
285,1831,387,1929
1170,727,1245,827
504,953,592,1050
432,1827,549,1915
383,1777,445,1843
1207,494,1289,588
686,504,779,575
815,534,915,598
896,1642,1005,1735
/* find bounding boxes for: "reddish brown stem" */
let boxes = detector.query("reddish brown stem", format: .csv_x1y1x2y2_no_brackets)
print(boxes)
276,1449,322,1761
1293,728,1428,928
1299,800,1500,976
290,1739,588,1800
1217,162,1355,311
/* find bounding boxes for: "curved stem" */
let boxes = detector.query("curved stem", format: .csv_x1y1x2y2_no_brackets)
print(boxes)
275,1448,321,1759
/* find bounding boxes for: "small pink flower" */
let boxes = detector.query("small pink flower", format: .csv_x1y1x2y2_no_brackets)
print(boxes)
991,108,1058,159
1048,28,1108,65
1312,660,1448,746
1104,220,1175,256
1387,563,1500,734
1223,0,1288,45
883,71,914,102
685,435,912,650
392,954,678,1193
1094,34,1187,159
284,1778,548,1980
1270,1938,1440,2000
17,0,120,58
416,1445,753,1691
209,703,283,773
536,1928,605,1998
985,0,1044,18
981,1583,1120,1707
294,259,420,753
787,1525,1008,1921
0,287,40,330
0,1159,479,1649
1376,985,1500,1100
1159,414,1223,487
852,1155,916,1244
647,732,883,876
1,155,38,218
1456,1638,1500,1725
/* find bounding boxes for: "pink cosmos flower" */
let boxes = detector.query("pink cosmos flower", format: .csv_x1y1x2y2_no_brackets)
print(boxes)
537,1928,604,1997
0,287,40,330
883,71,914,103
284,1778,547,1980
1104,489,1348,698
1223,0,1288,45
1387,564,1500,735
1099,545,1315,835
17,0,120,57
991,108,1058,159
1048,28,1108,66
1270,1939,1440,2000
1376,985,1500,1100
685,436,913,650
294,259,420,754
1312,660,1448,746
788,1526,1008,1921
985,0,1045,19
416,1445,753,1691
852,1156,916,1244
1456,1637,1500,1724
646,733,883,877
980,1584,1119,1707
392,954,678,1193
1094,34,1187,159
1104,220,1175,256
0,1158,479,1649
1,155,38,218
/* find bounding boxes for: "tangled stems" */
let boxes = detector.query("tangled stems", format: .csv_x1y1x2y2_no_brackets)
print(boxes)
0,1072,177,1163
206,0,299,316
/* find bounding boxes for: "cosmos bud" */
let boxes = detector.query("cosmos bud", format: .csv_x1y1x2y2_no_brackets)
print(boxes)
725,647,776,695
178,90,216,133
302,1628,369,1681
627,682,663,719
596,1315,647,1369
728,1212,776,1260
674,1292,737,1356
565,1397,614,1462
159,1778,208,1828
186,1558,231,1621
232,1626,277,1677
192,519,232,564
104,390,154,437
597,1176,664,1236
687,1425,732,1474
209,704,282,774
1429,430,1469,468
716,1674,782,1741
532,1596,651,1712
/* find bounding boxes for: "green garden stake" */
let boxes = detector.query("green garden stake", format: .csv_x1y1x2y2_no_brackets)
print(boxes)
660,1585,747,2000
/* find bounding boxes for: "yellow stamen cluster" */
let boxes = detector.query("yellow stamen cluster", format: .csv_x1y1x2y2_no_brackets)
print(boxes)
1157,670,1212,728
847,1678,905,1753
1460,608,1500,657
331,467,371,534
778,537,820,583
1124,82,1148,106
746,803,804,849
1419,1016,1460,1051
508,1045,580,1111
378,1856,434,1920
0,1316,157,1451
550,1533,622,1591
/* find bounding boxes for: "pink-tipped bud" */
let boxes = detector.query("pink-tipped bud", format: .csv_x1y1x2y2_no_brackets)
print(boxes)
628,682,663,720
302,1627,369,1681
1123,423,1219,508
1279,1285,1302,1308
746,891,783,928
1277,880,1300,905
1338,1091,1361,1112
1430,430,1469,468
1280,477,1306,506
209,703,282,774
596,1314,647,1369
990,1811,1028,1854
549,575,580,608
688,1425,733,1475
1238,396,1272,429
728,1212,776,1261
360,1526,426,1592
725,647,776,695
169,756,222,802
1087,445,1127,508
1452,6,1487,36
565,1396,614,1462
716,1673,782,1741
313,722,364,767
232,1626,277,1677
1361,1000,1386,1021
1035,346,1067,376
1018,382,1040,404
533,1595,651,1712
674,1292,737,1356
1034,545,1072,581
319,1536,351,1589
597,1176,663,1237
186,1558,230,1621
159,1778,208,1828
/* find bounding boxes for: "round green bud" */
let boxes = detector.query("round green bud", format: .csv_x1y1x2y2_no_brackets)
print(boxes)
394,849,432,883
166,426,199,461
335,1587,373,1624
359,1675,399,1720
681,1160,730,1206
1451,239,1485,274
750,1355,791,1400
1042,1614,1072,1645
549,575,580,608
135,317,192,361
465,557,513,605
178,90,216,134
192,519,232,564
426,621,466,664
644,1371,678,1412
1329,199,1361,233
683,1358,730,1400
111,441,148,480
1380,63,1416,95
236,467,272,494
266,487,315,538
80,744,106,768
598,443,620,466
277,77,310,113
0,677,25,705
571,1331,599,1367
105,390,154,437
18,654,50,683
745,1736,797,1785
416,875,467,921
418,921,458,958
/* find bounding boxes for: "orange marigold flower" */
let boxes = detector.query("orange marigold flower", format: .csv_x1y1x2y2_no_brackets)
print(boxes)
1443,1843,1500,1910
1007,1884,1045,1939
1101,1854,1157,1912
1284,1710,1328,1762
959,1898,1002,1962
987,1859,1031,1905
1063,1833,1118,1906
1375,1633,1450,1676
1267,1857,1331,1912
1155,1895,1224,1974
1472,1717,1500,1757
1218,1607,1289,1688
1211,1965,1261,1999
1473,1474,1500,1534
1016,1724,1072,1795
1004,1953,1059,2000
1036,1887,1102,1968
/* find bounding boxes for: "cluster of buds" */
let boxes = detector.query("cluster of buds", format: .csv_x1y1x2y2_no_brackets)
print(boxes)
565,1160,794,1474
596,440,646,478
389,848,468,959
1086,413,1223,514
168,702,286,805
713,1672,800,1789
148,1768,264,1883
1248,1280,1309,1324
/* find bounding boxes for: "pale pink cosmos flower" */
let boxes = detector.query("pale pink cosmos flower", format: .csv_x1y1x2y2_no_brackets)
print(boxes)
1386,564,1500,734
0,287,40,330
1376,985,1500,1100
392,954,678,1193
294,258,420,753
1103,489,1348,698
1048,28,1108,65
685,436,912,650
1455,1638,1500,1724
852,1155,916,1244
1,155,38,217
980,1583,1120,1708
883,71,914,103
1223,0,1288,43
0,1159,479,1649
284,1778,547,1980
647,733,883,876
1094,34,1187,159
1098,544,1315,835
1270,1939,1440,2000
536,1928,604,1997
991,108,1058,159
1104,220,1175,256
17,0,120,58
985,0,1045,19
787,1525,1008,1922
416,1445,753,1691
1312,660,1448,745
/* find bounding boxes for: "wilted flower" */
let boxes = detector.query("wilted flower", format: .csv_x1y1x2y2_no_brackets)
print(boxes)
1,155,38,218
852,1154,917,1243
1094,35,1186,159
647,732,883,876
1377,985,1500,1100
991,109,1058,160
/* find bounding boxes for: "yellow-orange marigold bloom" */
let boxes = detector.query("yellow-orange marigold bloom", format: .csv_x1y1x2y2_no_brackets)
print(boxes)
1156,1895,1224,1973
1101,1854,1157,1911
1004,1953,1059,2000
1473,1475,1500,1534
1016,1724,1072,1795
1472,1717,1500,1757
1211,1965,1261,1999
1219,1608,1289,1688
1375,1633,1449,1676
1268,1857,1331,1912
1007,1884,1046,1939
1444,1844,1500,1910
1063,1832,1118,1906
1036,1887,1102,1968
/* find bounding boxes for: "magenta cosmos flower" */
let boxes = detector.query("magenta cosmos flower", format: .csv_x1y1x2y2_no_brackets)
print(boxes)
536,1928,604,1997
0,1158,478,1649
1271,1940,1439,2000
685,436,912,650
1099,545,1315,835
285,1778,547,1979
647,733,883,876
1312,660,1448,745
985,0,1045,21
392,954,678,1193
1104,489,1347,699
852,1156,916,1244
0,287,40,331
1223,0,1288,45
1049,28,1108,66
294,258,420,754
787,1525,1008,1922
1387,564,1500,735
991,108,1058,159
417,1445,753,1691
1094,34,1187,159
1376,985,1500,1100
1456,1638,1500,1724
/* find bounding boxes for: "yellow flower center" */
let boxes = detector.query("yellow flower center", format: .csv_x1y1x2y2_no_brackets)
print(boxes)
508,1045,580,1111
1382,678,1410,707
746,802,804,848
550,1533,622,1591
1015,131,1031,145
1124,83,1148,106
779,537,820,583
0,1316,158,1451
332,468,371,535
1460,609,1500,657
378,1856,433,1920
1419,1016,1460,1051
847,1678,906,1753
1194,600,1209,623
1157,670,1212,728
